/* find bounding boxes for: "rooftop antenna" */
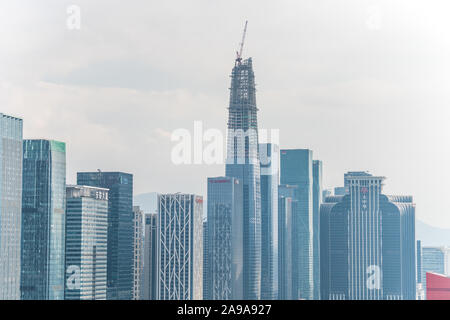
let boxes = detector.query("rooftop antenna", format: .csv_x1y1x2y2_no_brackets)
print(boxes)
235,20,248,65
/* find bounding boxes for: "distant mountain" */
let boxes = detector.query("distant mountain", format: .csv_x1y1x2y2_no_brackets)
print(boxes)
133,193,449,247
416,220,450,247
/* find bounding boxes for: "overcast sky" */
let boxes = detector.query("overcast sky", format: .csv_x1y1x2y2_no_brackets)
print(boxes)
1,0,450,227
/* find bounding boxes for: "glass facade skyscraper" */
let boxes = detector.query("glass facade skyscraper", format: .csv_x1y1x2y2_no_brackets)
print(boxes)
0,114,23,300
203,219,210,300
312,160,322,300
65,185,108,300
421,247,449,282
280,149,314,300
225,57,262,300
157,194,203,300
320,172,416,300
278,185,297,300
21,139,66,300
206,177,244,300
141,213,158,300
77,171,134,300
132,206,144,300
260,143,279,300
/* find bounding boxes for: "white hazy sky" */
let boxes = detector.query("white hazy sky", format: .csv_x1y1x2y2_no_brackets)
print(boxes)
1,0,450,227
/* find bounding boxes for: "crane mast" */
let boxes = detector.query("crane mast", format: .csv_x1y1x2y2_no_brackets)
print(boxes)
235,20,248,65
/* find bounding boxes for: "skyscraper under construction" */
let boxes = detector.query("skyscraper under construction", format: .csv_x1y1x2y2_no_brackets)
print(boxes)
225,22,262,300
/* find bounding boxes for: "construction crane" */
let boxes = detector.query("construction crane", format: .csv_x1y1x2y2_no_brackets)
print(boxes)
235,20,248,65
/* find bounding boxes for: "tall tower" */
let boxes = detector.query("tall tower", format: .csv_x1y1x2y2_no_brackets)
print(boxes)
260,143,279,300
312,160,323,300
320,172,416,300
157,194,203,300
0,114,23,300
141,213,158,300
132,206,144,300
77,171,134,300
225,28,262,299
65,185,109,300
280,149,314,300
21,140,66,300
206,177,244,300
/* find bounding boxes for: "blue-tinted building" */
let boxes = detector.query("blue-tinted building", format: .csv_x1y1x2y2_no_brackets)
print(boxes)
280,149,314,300
320,172,416,300
0,114,23,300
206,177,244,300
334,187,346,196
141,213,158,300
77,171,134,300
312,160,322,300
65,185,109,300
278,185,297,300
260,143,279,300
225,57,261,300
21,140,66,300
421,247,449,283
157,194,203,300
417,240,422,285
203,219,210,300
132,206,144,300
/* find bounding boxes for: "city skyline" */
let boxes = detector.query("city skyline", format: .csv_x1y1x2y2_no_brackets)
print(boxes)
2,1,449,228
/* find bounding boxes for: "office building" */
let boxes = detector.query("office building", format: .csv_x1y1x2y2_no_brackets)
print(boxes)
140,213,157,300
312,160,322,300
157,194,203,300
421,247,450,282
64,185,108,300
21,140,66,300
0,114,23,300
203,219,210,300
334,187,346,196
77,171,134,300
280,149,314,300
320,172,416,300
132,206,144,300
260,143,279,300
225,56,262,300
278,185,297,300
206,177,244,300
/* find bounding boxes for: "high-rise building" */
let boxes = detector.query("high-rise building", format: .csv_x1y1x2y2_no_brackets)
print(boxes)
278,185,297,300
260,143,279,300
132,206,144,300
280,149,314,300
320,172,416,300
21,140,66,300
140,213,157,300
421,247,450,282
312,160,323,300
64,185,109,300
77,171,134,300
417,240,423,284
0,114,23,300
157,194,203,300
416,240,425,300
203,219,210,300
225,56,262,300
206,177,244,300
334,187,346,196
